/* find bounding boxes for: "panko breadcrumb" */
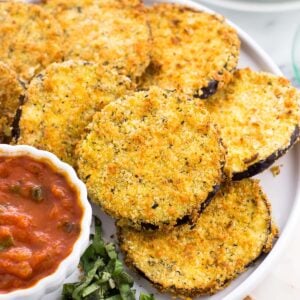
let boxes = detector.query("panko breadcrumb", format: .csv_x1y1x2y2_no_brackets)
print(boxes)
76,86,225,231
0,62,23,143
118,179,276,297
18,60,134,166
43,1,150,80
0,2,63,82
270,165,281,177
205,68,300,179
139,3,240,97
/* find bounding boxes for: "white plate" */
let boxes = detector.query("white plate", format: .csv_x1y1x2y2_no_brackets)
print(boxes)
196,0,300,12
45,1,300,299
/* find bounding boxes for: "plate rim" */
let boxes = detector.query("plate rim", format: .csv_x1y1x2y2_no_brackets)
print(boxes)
148,0,300,299
195,0,300,12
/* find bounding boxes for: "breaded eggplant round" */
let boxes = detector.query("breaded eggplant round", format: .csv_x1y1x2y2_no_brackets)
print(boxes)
0,2,63,82
0,62,24,143
44,1,150,80
18,60,134,166
205,68,300,180
76,86,225,231
118,179,276,297
139,3,240,97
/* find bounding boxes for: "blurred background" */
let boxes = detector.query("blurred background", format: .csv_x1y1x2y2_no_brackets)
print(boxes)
195,1,300,298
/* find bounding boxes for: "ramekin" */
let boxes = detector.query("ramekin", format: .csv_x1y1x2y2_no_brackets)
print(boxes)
0,144,92,300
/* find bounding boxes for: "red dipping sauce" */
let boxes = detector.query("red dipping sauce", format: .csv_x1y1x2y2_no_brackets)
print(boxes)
0,156,83,293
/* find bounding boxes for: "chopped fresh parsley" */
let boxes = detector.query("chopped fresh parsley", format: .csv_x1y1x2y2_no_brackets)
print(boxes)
62,217,155,300
139,293,155,300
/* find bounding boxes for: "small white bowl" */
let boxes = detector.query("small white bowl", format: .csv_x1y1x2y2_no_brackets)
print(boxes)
0,144,92,300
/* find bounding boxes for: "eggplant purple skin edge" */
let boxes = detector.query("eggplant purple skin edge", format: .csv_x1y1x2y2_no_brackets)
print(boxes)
195,79,219,99
232,125,300,181
118,197,273,298
140,184,221,231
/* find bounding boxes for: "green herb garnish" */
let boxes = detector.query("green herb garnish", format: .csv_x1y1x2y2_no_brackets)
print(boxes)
139,294,155,300
31,185,43,202
62,217,155,300
0,235,14,251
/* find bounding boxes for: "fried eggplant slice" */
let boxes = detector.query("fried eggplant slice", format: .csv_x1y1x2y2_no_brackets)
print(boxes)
18,60,134,166
76,86,225,231
0,62,24,143
43,1,150,81
205,68,300,180
0,2,63,82
118,179,276,297
139,3,240,97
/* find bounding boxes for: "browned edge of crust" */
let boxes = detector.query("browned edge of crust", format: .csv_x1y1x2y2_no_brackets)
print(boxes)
117,182,277,297
141,4,240,98
232,125,300,180
114,129,226,232
117,182,222,232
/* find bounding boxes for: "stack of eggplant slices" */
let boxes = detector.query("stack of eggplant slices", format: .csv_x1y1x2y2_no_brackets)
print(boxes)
1,0,300,297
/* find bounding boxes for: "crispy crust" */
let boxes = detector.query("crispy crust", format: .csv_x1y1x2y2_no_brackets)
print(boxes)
232,126,299,180
18,60,134,166
42,0,141,8
0,62,24,143
76,86,225,231
139,183,221,231
0,2,64,82
97,0,141,6
205,68,300,179
139,3,240,97
118,179,276,297
43,0,150,81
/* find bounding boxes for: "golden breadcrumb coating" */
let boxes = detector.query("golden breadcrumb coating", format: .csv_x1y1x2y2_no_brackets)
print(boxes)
0,62,23,143
43,0,141,7
119,179,276,297
140,3,240,97
205,68,300,179
97,0,141,6
43,1,150,80
0,2,63,82
76,86,225,231
270,165,281,177
18,60,134,166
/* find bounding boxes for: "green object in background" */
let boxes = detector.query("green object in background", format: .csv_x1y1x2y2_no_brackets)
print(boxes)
62,217,155,300
292,24,300,84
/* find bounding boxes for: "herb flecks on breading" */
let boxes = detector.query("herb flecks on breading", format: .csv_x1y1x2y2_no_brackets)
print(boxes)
43,1,150,81
76,86,225,231
140,3,240,97
0,2,64,82
118,179,277,297
18,60,134,166
205,68,300,179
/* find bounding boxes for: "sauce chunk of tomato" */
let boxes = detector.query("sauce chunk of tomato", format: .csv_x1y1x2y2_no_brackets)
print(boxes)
0,156,83,293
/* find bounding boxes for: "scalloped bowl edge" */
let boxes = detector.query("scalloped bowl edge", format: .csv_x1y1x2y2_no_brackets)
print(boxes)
0,144,92,300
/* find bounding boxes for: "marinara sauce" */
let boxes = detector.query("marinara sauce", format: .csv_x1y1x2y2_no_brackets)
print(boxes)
0,155,83,293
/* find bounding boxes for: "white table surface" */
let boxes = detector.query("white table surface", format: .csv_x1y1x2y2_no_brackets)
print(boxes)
195,3,300,299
